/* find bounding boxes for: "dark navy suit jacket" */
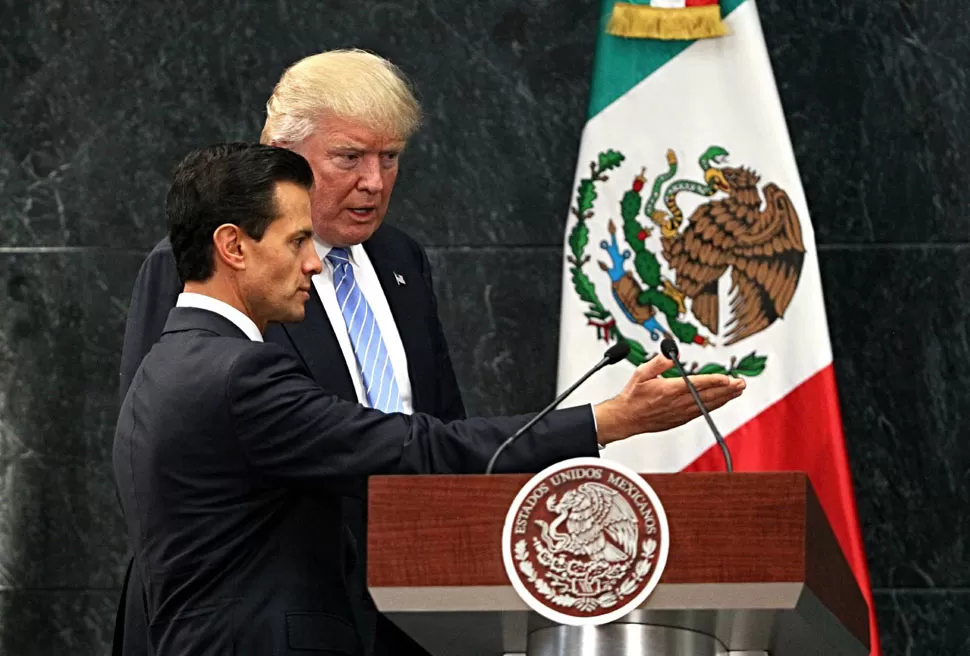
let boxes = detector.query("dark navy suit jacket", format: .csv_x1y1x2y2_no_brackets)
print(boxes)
113,307,597,654
115,225,467,655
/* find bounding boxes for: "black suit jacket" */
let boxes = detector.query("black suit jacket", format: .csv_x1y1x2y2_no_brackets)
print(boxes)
114,308,597,655
115,225,468,655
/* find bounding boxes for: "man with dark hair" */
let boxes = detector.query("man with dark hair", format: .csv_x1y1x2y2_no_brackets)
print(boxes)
166,142,316,283
113,142,744,655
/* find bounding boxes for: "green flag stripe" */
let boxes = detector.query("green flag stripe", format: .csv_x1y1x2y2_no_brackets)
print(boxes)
587,0,746,120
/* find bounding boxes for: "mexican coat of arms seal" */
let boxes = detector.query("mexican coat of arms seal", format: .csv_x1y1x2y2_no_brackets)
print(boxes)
502,458,669,626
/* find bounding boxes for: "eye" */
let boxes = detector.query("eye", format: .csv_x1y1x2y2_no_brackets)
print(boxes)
380,152,399,168
333,152,360,166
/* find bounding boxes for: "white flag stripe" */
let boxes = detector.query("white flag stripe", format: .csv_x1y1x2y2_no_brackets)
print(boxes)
557,1,833,473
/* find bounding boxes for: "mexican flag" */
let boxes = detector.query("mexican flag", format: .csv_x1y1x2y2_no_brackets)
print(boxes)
555,1,880,652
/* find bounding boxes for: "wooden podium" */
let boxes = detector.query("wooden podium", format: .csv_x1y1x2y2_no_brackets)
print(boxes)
368,472,869,656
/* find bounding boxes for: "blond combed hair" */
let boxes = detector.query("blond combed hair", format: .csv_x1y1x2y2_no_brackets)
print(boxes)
260,49,421,145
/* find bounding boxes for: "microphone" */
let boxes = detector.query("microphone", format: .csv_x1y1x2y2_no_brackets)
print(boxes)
660,338,733,472
484,341,630,475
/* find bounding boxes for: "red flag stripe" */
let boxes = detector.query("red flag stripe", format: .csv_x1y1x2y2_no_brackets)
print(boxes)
684,0,721,6
683,364,880,655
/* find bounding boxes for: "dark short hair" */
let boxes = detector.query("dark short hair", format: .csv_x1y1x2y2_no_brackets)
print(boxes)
166,142,314,283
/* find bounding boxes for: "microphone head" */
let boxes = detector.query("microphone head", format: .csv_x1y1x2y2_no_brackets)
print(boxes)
603,341,631,364
660,337,679,360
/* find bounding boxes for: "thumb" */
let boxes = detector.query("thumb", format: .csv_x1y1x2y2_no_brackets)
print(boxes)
636,353,675,380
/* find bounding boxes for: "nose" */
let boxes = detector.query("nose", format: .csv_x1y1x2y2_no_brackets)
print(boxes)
305,248,323,276
356,156,384,194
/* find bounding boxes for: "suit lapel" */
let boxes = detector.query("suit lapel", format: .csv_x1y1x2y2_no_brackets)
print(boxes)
362,231,432,412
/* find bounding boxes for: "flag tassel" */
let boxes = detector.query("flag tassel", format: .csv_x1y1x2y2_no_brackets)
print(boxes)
607,4,729,41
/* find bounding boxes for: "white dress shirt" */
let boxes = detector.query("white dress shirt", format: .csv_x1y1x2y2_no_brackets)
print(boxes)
312,238,413,414
176,292,263,342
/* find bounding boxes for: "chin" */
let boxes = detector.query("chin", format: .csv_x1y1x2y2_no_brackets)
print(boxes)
279,308,306,324
343,219,383,244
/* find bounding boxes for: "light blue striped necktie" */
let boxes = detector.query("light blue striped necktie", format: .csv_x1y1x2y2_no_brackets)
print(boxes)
326,247,404,413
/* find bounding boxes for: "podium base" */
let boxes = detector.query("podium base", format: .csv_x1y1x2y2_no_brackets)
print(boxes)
527,622,727,656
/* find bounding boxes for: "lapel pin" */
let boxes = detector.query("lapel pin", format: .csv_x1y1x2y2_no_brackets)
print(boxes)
394,272,406,286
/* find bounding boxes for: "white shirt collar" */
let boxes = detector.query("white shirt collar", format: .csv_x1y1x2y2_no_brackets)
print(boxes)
176,292,264,342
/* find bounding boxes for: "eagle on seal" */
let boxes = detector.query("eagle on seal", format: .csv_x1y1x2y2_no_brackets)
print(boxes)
536,482,639,564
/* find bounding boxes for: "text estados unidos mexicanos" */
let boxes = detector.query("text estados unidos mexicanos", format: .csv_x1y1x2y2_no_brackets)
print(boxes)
607,473,657,534
513,468,656,535
514,468,603,534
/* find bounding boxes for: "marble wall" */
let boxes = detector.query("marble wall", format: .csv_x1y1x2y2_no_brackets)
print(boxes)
0,0,966,653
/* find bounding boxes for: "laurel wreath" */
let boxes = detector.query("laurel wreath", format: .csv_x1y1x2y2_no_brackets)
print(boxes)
514,538,656,612
566,150,767,378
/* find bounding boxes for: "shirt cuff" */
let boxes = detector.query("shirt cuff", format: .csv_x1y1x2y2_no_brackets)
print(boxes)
590,403,605,451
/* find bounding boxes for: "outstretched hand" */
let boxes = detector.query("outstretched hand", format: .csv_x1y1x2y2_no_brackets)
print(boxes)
593,353,745,446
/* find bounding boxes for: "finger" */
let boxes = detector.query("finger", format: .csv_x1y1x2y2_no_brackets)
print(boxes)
685,373,735,390
698,376,746,393
697,386,744,411
635,354,676,381
700,382,745,401
689,375,746,395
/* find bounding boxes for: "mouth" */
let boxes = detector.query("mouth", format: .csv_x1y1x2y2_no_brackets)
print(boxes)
347,206,377,221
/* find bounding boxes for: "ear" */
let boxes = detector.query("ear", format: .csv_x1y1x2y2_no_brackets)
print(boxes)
212,224,247,272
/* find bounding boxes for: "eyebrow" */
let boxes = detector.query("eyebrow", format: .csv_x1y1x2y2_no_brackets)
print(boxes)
328,142,405,153
291,228,313,240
